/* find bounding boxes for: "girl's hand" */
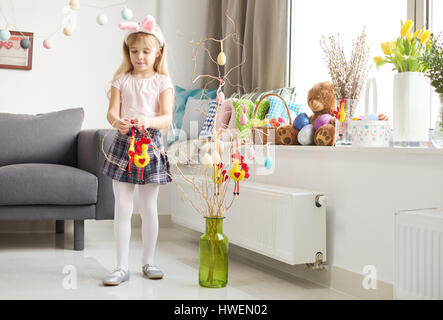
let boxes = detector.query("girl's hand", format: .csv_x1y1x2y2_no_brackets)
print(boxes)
134,116,150,131
115,118,132,135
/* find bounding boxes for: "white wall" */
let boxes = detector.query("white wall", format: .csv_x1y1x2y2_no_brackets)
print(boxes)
247,147,443,284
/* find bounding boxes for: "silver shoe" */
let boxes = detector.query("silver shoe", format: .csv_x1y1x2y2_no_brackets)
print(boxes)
103,267,130,286
142,264,164,279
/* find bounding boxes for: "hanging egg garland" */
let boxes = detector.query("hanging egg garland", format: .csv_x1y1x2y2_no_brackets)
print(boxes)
121,7,133,20
0,29,11,41
69,0,80,10
43,39,54,49
63,26,74,36
20,38,31,49
96,14,108,25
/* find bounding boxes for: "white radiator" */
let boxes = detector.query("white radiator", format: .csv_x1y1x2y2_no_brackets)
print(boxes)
394,208,443,300
171,176,327,265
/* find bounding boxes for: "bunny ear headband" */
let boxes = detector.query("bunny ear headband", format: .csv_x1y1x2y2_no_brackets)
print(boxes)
118,15,164,47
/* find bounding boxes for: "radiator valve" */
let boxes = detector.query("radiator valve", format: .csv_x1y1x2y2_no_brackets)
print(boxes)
306,252,327,271
315,195,328,207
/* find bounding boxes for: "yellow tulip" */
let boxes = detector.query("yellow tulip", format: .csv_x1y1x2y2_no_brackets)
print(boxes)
391,41,397,49
407,32,412,42
373,56,383,64
401,20,414,37
413,27,423,39
426,38,431,48
420,29,431,44
381,42,394,55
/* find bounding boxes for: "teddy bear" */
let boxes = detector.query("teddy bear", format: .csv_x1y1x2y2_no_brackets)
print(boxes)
306,81,337,146
277,125,300,145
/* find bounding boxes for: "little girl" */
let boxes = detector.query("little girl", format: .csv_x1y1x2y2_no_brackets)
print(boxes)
102,15,173,286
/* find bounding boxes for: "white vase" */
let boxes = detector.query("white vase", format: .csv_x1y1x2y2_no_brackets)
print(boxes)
393,72,431,146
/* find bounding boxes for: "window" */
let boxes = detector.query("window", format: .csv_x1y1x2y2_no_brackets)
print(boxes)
287,0,438,127
429,0,442,127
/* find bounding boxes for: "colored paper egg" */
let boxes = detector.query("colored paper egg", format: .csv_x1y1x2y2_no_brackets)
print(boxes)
121,7,133,20
368,114,378,121
264,123,271,127
297,124,315,145
211,150,221,164
277,117,286,124
69,0,80,10
63,26,74,36
264,157,273,170
217,90,225,105
96,14,108,25
217,52,226,66
202,153,214,168
314,114,332,130
293,112,310,130
20,39,31,49
43,39,54,49
0,29,10,41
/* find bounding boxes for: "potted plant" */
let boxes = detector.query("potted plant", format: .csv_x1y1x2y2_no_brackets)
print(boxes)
424,33,443,148
374,20,432,146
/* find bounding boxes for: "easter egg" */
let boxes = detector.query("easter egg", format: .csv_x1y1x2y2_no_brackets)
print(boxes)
63,26,74,36
240,113,248,125
278,117,286,123
43,39,54,49
217,52,226,66
69,0,80,10
368,114,378,120
96,14,108,25
217,90,225,105
293,112,310,130
297,124,315,145
314,114,332,130
121,7,133,20
20,39,31,49
211,150,221,164
264,123,271,127
264,157,273,170
0,29,10,41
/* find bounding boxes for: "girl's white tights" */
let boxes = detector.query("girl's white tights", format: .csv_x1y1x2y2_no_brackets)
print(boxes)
112,180,160,270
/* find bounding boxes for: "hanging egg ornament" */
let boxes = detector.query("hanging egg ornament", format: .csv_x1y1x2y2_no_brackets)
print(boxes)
96,14,108,26
43,39,54,49
240,106,248,125
20,39,31,49
217,52,226,66
0,29,11,41
247,144,255,160
202,153,214,169
121,7,133,20
264,157,273,170
69,0,80,10
63,26,74,36
217,89,225,105
211,150,221,165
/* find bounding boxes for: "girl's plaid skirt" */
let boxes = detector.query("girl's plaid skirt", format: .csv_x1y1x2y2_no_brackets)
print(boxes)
102,128,172,185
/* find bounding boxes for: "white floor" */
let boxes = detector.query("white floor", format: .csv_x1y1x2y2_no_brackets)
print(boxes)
0,220,354,300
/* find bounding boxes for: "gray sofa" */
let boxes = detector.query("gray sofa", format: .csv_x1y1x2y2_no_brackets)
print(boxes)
0,108,116,250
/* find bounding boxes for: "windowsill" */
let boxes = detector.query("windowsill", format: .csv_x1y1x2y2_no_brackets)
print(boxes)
269,144,443,155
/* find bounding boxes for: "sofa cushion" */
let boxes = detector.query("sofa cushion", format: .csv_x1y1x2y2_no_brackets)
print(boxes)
0,108,84,167
0,163,97,206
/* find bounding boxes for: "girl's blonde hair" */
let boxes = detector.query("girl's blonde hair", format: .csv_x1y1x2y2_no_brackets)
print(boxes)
107,26,172,102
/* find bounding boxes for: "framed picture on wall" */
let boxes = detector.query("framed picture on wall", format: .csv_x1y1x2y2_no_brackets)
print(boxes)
0,31,33,70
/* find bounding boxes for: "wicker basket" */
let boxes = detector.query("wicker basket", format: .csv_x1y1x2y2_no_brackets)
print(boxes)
251,93,292,145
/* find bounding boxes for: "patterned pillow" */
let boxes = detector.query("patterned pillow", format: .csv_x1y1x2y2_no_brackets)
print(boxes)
266,95,302,123
199,100,218,139
231,87,296,104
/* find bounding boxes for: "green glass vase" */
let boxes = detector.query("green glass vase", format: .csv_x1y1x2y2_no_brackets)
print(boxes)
199,217,229,288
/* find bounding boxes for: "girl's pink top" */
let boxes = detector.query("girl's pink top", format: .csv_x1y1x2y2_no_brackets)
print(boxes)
111,72,173,120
